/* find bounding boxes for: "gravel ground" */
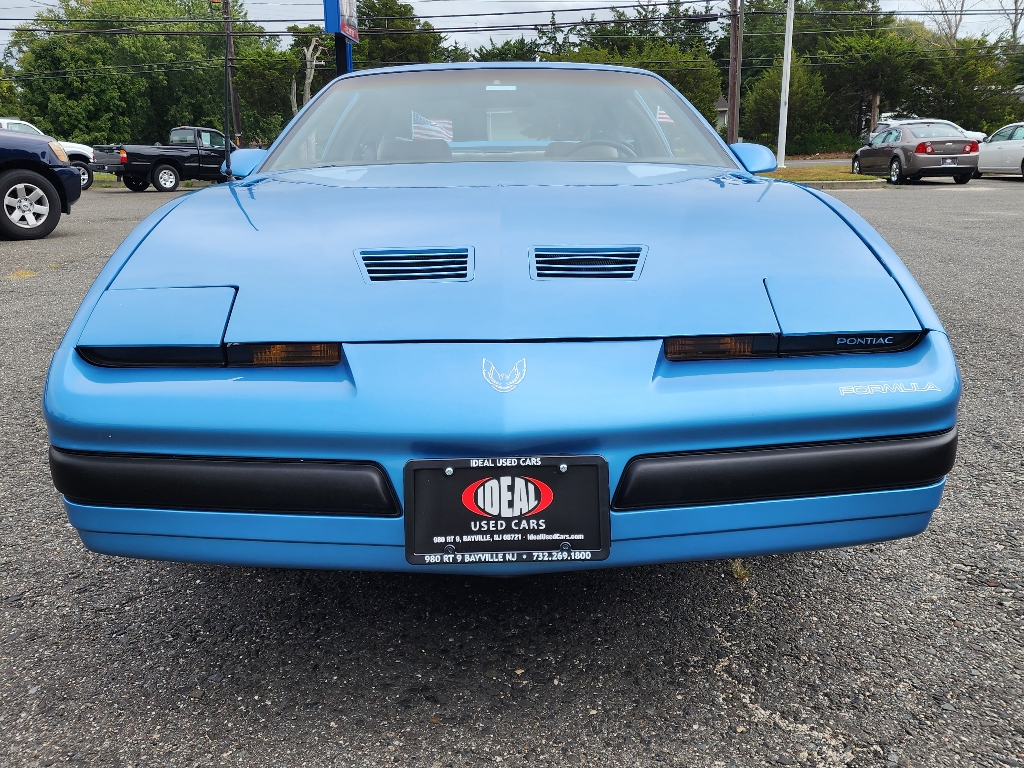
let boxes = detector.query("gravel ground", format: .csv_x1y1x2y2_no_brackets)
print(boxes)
1,179,1022,768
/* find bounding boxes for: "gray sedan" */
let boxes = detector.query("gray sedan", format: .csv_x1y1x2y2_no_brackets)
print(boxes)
853,122,979,184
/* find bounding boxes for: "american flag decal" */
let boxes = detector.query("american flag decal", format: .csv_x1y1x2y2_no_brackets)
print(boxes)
412,111,454,142
656,107,674,124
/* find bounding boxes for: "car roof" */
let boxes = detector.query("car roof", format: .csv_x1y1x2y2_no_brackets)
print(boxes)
893,119,959,126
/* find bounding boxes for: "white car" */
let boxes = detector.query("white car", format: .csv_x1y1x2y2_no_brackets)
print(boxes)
870,118,986,144
0,118,95,190
977,122,1024,177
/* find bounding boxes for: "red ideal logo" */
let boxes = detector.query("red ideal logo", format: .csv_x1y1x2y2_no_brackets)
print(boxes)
461,476,553,518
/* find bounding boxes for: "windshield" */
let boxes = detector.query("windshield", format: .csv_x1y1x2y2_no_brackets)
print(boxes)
908,124,965,139
263,68,735,171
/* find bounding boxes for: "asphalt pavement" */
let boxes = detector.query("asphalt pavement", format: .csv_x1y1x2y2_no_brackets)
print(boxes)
2,178,1023,768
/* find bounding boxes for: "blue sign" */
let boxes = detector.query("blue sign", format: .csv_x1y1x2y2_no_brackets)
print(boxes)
325,0,359,42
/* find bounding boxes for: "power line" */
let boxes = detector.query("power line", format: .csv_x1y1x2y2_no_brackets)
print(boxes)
0,2,720,24
1,2,1016,26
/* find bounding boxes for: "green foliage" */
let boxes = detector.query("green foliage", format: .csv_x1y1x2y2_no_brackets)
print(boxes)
547,41,722,126
734,0,893,85
234,45,295,145
902,39,1023,131
0,67,20,115
741,57,829,152
1008,48,1024,84
537,1,717,58
7,0,288,144
354,0,466,68
287,0,468,109
821,33,916,133
473,36,542,62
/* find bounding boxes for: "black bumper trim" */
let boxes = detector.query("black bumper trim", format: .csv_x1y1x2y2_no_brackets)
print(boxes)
49,447,401,517
612,427,957,510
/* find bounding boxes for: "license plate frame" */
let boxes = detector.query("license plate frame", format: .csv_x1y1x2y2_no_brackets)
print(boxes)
941,157,958,166
404,455,610,566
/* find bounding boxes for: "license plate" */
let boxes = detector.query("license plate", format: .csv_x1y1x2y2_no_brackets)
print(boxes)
941,157,958,166
404,455,609,565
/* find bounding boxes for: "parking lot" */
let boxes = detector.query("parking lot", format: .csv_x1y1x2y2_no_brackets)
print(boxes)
1,178,1022,768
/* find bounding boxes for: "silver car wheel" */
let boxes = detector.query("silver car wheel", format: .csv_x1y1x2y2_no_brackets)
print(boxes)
890,159,901,184
3,182,50,229
157,168,177,189
852,157,861,174
78,165,90,187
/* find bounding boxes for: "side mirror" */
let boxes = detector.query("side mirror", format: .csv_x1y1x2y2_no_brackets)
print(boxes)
730,142,777,174
221,148,268,178
982,136,990,143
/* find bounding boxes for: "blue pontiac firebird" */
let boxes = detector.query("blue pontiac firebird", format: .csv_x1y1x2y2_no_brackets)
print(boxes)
44,63,960,574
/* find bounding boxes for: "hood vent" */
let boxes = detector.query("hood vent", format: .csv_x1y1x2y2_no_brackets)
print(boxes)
356,247,473,283
531,246,647,280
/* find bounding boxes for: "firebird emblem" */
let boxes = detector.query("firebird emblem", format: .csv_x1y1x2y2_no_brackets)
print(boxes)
482,358,526,392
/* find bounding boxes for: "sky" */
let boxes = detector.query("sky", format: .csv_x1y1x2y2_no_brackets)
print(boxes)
0,0,1012,58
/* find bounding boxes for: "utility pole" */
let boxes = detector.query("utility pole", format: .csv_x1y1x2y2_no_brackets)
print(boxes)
222,0,242,146
726,0,744,144
776,0,795,168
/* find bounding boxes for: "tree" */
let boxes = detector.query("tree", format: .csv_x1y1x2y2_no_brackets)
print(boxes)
730,0,895,87
903,38,1023,131
354,0,465,69
7,0,287,144
286,26,326,114
234,44,295,145
288,1,467,104
0,67,19,115
741,56,826,151
997,0,1024,53
473,36,542,62
924,0,971,48
547,41,723,126
541,1,720,58
822,32,916,134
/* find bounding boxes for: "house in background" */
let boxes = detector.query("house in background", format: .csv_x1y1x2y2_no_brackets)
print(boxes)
715,96,729,132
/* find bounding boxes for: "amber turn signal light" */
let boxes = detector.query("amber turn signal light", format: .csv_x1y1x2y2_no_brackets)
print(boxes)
48,141,69,163
664,335,778,361
228,342,341,366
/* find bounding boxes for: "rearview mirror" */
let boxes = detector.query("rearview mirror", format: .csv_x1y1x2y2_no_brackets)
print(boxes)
729,143,778,174
221,148,268,178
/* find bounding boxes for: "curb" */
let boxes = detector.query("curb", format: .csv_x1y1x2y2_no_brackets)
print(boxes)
798,179,887,190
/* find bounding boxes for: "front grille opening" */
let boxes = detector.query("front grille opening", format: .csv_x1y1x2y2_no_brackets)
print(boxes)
357,247,473,282
531,246,646,279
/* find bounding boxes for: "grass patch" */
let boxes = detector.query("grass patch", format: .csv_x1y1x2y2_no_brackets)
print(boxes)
91,173,210,190
729,558,751,581
760,165,878,182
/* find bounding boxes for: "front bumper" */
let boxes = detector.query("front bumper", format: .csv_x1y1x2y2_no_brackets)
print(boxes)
52,428,956,515
46,334,960,573
54,167,81,210
64,483,942,575
53,431,954,574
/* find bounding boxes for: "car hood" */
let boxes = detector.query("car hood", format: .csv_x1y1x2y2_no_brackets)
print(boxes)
103,162,921,343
